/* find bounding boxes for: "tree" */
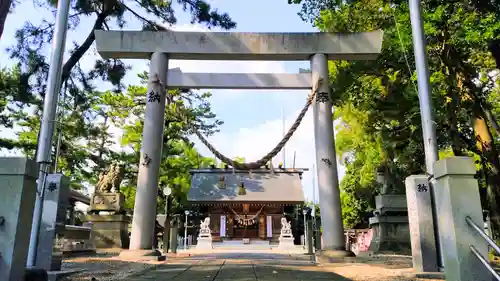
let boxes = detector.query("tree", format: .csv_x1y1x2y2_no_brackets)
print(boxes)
104,72,222,212
1,66,222,211
0,0,235,197
0,0,235,159
0,0,10,41
290,0,500,232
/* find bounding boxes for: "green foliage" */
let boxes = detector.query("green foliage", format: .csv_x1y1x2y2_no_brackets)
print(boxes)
0,0,235,211
1,65,222,211
291,0,500,231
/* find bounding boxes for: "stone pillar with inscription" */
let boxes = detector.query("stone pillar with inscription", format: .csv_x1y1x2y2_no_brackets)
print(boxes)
405,175,438,272
36,174,70,271
126,52,169,258
311,53,352,258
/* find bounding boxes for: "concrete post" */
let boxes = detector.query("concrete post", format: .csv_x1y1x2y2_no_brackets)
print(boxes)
170,215,179,254
0,157,38,281
311,53,349,257
163,216,170,253
36,174,70,271
307,219,314,255
129,52,169,251
405,175,438,272
433,157,491,281
315,221,322,250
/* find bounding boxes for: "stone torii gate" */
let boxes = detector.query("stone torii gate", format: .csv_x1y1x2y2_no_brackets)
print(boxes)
94,30,383,257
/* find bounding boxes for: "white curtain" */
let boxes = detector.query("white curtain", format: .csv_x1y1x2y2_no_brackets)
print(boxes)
266,216,272,238
220,215,226,237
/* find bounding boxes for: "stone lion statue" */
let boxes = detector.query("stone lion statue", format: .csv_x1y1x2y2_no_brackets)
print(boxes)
200,217,210,230
281,217,291,230
95,163,125,193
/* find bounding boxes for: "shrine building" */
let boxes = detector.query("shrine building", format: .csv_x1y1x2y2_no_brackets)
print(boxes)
187,168,306,242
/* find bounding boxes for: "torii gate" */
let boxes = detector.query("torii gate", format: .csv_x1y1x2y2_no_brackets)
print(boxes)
94,30,383,257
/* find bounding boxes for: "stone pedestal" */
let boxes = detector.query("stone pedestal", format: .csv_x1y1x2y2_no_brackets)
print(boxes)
433,157,491,281
90,192,125,213
84,214,130,249
368,195,411,254
0,157,38,281
278,236,295,249
278,229,295,250
196,237,213,250
36,174,70,271
196,229,212,250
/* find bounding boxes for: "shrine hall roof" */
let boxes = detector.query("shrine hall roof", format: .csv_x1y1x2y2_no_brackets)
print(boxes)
187,170,305,205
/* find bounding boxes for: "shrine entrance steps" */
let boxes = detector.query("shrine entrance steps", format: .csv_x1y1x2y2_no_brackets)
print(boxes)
185,240,306,253
213,239,272,250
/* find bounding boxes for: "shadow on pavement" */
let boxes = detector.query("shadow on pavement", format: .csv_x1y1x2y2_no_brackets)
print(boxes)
128,260,354,281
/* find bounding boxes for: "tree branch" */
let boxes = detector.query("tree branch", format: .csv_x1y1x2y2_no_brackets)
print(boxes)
0,0,12,41
482,105,500,134
60,11,111,87
122,3,168,31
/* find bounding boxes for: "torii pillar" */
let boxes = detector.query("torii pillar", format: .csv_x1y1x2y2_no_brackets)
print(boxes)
310,53,349,256
93,30,383,259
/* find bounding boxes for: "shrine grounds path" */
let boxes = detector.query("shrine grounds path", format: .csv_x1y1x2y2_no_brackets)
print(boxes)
61,251,446,281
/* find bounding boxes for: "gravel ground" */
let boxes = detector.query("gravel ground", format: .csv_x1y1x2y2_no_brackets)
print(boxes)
312,255,445,281
59,255,160,281
57,253,448,281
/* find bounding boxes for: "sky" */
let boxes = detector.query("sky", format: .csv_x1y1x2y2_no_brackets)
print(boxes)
0,0,346,202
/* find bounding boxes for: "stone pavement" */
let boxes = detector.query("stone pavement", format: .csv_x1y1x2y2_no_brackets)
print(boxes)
127,253,336,281
123,252,442,281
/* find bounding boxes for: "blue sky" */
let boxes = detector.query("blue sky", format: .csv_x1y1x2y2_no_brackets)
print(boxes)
1,0,345,202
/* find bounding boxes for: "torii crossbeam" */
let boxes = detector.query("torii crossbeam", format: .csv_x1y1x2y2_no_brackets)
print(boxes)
94,30,383,259
167,68,312,90
95,30,383,60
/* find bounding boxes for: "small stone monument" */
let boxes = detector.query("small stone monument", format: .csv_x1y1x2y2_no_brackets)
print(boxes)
84,163,130,248
368,194,411,254
196,217,213,250
278,217,295,249
368,167,411,254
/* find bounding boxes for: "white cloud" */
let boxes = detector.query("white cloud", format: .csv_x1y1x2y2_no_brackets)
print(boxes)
1,19,344,202
192,108,346,202
104,23,288,153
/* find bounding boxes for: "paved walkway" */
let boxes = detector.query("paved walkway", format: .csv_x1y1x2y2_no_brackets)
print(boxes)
128,253,335,281
123,252,441,281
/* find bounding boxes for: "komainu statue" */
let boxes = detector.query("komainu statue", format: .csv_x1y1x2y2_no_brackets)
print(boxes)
281,217,292,233
95,163,125,193
200,217,211,232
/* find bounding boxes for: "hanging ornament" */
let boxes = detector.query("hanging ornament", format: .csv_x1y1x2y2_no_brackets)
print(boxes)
229,206,264,226
218,175,226,189
238,181,246,195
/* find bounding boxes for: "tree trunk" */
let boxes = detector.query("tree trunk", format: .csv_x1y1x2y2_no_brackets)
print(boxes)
0,0,11,42
473,111,500,236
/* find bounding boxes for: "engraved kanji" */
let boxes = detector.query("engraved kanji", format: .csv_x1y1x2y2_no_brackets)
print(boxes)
47,182,58,192
417,183,428,192
142,154,152,167
147,90,161,103
316,92,330,103
321,157,332,168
